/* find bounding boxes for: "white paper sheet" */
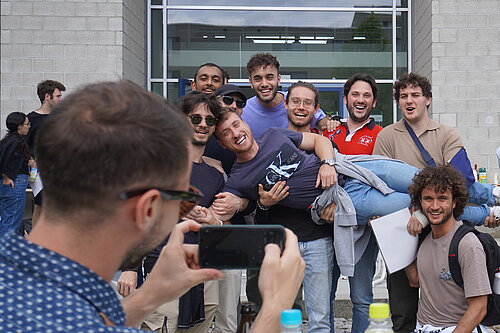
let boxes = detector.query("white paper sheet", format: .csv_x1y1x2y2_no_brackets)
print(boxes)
370,208,418,274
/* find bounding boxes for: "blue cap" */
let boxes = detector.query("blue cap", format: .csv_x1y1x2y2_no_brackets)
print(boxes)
281,309,302,326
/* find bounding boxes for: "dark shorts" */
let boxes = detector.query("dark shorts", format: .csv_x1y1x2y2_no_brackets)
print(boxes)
33,189,43,206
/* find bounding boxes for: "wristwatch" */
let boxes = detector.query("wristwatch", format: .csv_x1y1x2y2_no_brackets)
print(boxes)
321,158,335,166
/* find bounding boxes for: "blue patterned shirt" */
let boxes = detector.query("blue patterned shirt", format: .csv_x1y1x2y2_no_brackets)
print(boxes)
0,233,142,332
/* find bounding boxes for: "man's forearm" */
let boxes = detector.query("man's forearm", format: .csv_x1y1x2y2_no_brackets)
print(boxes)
452,295,487,333
121,283,162,327
250,304,281,333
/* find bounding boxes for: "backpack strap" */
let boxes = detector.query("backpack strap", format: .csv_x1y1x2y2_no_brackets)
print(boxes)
403,120,437,167
448,223,477,288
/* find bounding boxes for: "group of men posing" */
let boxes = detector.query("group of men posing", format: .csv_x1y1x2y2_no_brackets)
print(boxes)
115,53,498,333
0,53,499,333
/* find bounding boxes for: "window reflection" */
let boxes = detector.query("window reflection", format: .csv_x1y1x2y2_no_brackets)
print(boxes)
165,10,402,80
163,0,405,7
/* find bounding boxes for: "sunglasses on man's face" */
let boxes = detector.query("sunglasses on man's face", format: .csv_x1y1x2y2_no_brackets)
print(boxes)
221,95,246,109
189,114,218,127
118,185,203,219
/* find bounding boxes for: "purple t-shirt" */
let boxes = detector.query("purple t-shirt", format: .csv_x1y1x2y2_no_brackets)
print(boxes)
242,91,325,139
224,127,323,210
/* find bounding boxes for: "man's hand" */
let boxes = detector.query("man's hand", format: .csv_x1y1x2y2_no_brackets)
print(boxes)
407,216,424,236
117,271,138,297
316,164,337,189
2,174,14,188
258,181,289,207
201,156,224,174
483,210,500,228
251,229,305,333
317,116,340,132
212,192,248,220
121,221,224,327
320,202,336,223
185,206,221,225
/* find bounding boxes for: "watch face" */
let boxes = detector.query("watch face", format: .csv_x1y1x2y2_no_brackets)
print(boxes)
322,158,335,166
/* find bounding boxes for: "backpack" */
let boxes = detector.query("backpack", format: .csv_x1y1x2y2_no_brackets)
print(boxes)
448,223,500,326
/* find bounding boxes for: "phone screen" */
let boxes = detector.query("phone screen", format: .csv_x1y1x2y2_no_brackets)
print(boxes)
198,225,285,269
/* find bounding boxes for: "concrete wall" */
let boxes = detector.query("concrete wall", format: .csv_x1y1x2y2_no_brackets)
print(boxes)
413,0,500,181
0,0,146,136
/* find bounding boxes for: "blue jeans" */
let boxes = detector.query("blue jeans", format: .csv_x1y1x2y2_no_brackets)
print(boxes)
332,232,378,333
346,160,491,225
0,174,29,236
299,237,334,333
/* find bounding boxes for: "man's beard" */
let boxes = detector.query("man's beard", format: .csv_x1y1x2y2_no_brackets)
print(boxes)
348,106,370,123
192,138,208,146
119,216,165,270
424,209,453,226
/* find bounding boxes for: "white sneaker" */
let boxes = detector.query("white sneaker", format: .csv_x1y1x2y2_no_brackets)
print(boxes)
493,186,500,205
490,206,500,220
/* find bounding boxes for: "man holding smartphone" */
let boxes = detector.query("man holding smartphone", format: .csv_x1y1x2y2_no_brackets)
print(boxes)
0,80,305,333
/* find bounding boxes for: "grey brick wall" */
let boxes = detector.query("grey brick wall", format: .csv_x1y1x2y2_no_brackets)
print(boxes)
413,0,500,182
0,0,146,137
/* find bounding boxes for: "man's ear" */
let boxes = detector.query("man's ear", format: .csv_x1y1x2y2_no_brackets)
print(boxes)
190,80,197,91
44,93,51,102
372,99,377,108
132,190,162,232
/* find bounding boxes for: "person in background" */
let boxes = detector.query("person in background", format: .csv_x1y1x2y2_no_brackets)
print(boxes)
26,80,66,227
0,112,31,236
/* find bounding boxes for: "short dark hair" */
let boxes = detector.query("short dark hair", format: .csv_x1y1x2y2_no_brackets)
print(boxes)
214,107,241,139
36,81,192,221
178,91,221,118
286,81,319,107
246,53,280,76
393,72,432,101
344,73,378,100
409,165,469,219
193,63,225,82
5,112,27,133
37,80,66,103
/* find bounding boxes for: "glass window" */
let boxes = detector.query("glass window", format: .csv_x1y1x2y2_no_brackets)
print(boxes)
165,1,406,7
163,10,395,80
151,9,163,78
396,11,409,78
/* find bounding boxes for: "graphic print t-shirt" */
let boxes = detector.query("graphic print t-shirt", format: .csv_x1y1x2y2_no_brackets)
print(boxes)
224,127,323,210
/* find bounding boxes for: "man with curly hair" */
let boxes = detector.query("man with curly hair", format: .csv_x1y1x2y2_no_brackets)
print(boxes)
408,165,490,333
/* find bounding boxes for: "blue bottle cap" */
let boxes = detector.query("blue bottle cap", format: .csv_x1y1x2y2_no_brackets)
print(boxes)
281,309,302,326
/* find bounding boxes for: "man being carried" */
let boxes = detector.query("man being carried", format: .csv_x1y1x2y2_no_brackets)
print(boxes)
408,165,491,333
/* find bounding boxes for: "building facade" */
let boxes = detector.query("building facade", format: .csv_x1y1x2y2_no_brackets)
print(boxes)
1,0,499,179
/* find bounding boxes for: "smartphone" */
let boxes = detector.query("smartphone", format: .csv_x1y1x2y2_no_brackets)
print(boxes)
198,225,285,269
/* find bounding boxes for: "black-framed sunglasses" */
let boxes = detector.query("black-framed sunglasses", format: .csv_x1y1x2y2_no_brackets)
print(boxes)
221,95,246,109
189,114,218,127
118,185,203,219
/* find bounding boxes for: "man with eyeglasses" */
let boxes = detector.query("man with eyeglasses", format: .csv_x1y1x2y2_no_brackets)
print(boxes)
0,81,305,332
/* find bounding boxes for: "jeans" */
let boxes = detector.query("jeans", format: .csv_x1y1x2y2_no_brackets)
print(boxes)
346,160,491,225
299,237,334,333
332,232,379,333
0,174,29,236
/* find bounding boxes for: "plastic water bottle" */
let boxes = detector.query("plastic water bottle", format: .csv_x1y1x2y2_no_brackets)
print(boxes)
365,303,394,333
281,309,303,332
